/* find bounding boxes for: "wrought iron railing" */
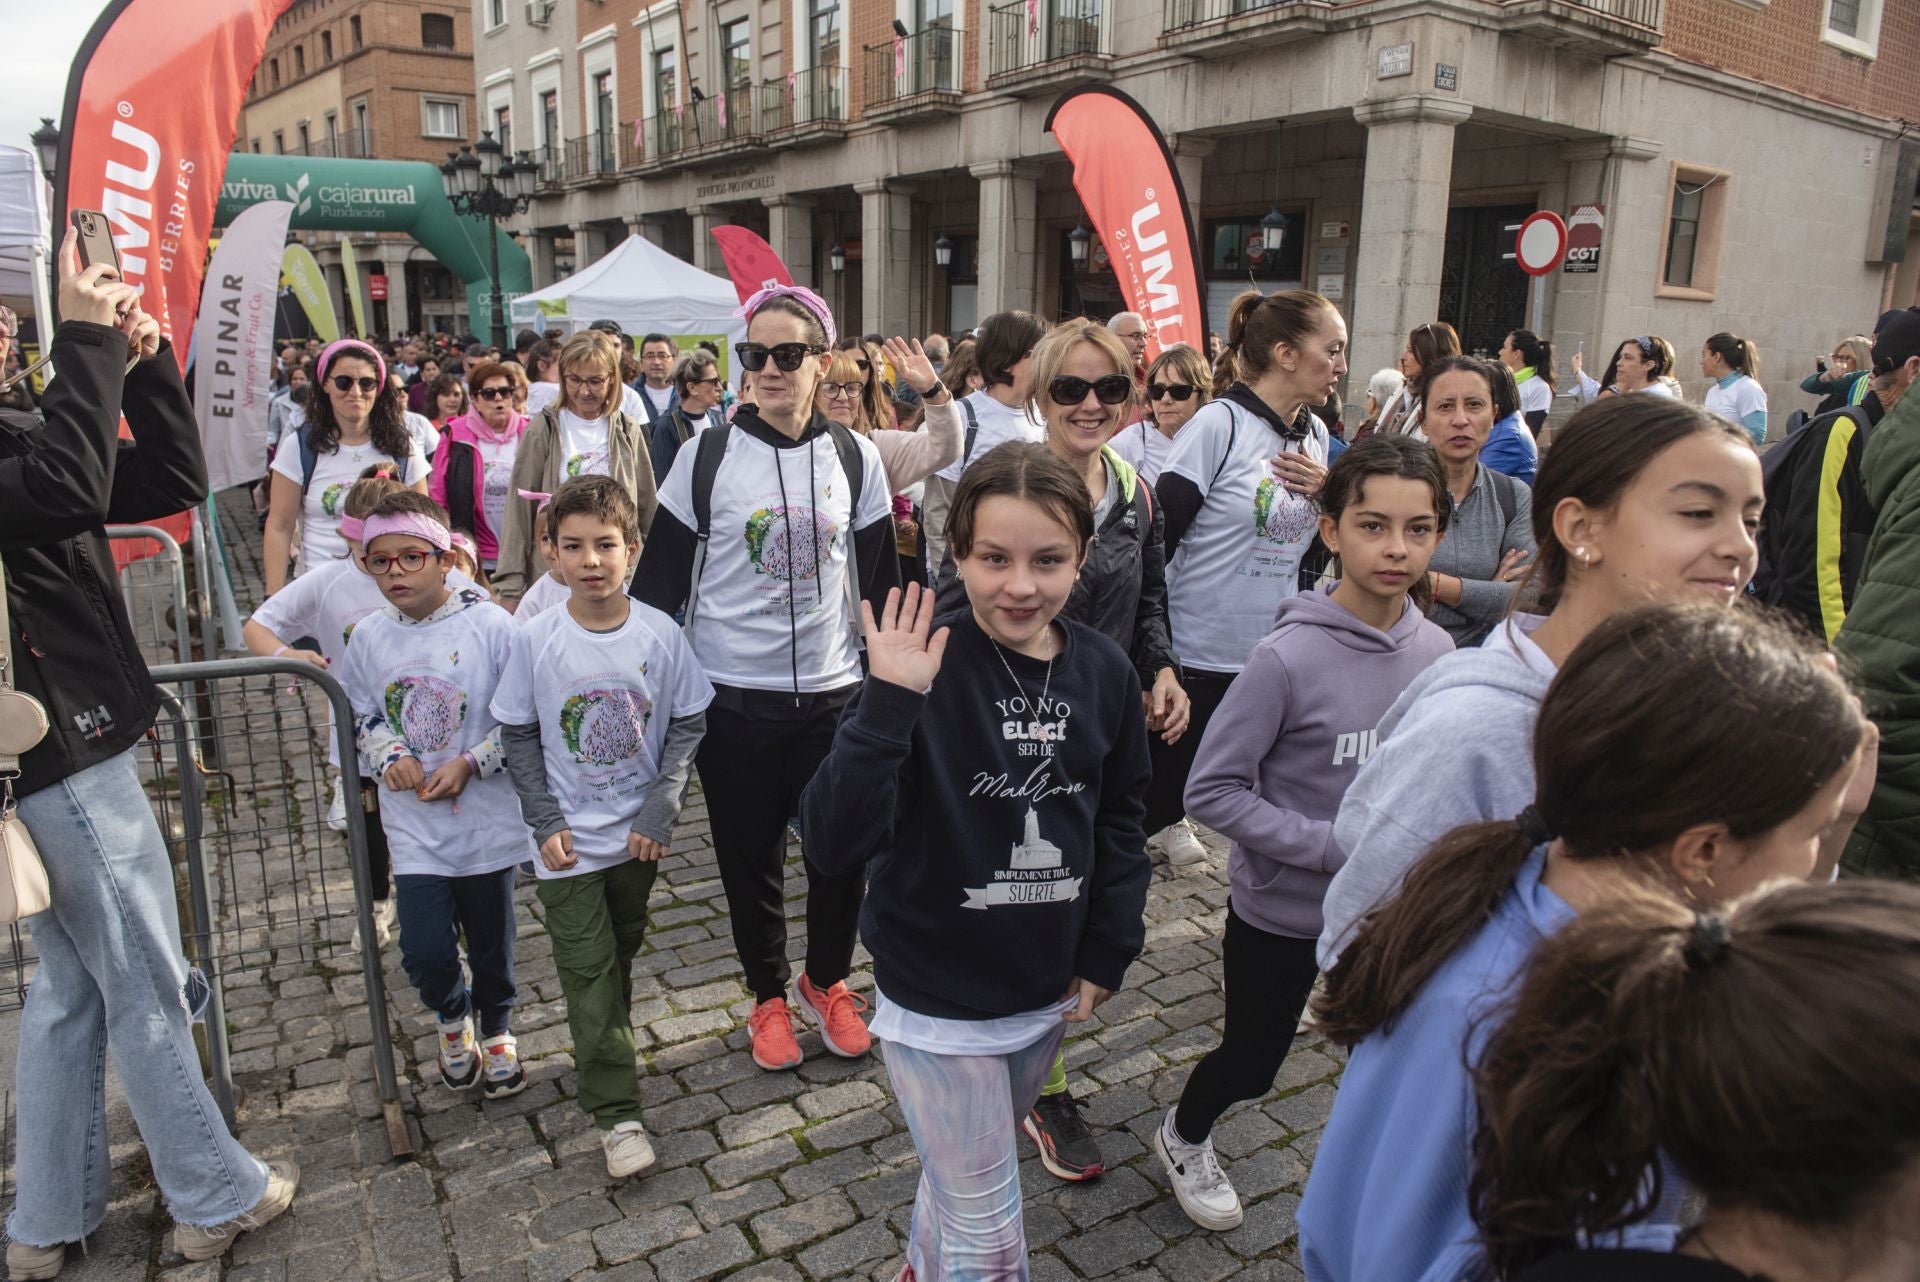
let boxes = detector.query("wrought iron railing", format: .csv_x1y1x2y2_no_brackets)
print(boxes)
864,26,960,108
760,65,848,133
988,0,1103,76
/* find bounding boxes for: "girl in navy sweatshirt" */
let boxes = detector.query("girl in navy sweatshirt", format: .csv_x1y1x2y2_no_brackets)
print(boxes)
1156,437,1456,1232
801,442,1152,1282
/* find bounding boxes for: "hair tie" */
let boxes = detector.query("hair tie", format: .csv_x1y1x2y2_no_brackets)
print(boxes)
735,284,837,348
1514,805,1556,846
337,515,366,543
1683,913,1732,971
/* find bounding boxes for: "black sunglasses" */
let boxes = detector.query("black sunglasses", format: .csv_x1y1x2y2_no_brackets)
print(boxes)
1048,374,1134,407
1148,383,1197,402
331,374,380,394
855,358,872,373
475,386,515,400
735,342,824,373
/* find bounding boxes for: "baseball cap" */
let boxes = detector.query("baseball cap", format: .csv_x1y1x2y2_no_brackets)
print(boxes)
1876,308,1911,338
1871,309,1920,373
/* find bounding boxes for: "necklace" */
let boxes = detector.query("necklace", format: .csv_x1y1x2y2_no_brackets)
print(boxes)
991,628,1055,741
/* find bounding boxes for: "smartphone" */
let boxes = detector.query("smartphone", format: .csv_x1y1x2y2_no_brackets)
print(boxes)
71,209,121,278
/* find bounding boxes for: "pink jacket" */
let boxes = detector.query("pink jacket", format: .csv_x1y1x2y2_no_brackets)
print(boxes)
430,410,528,562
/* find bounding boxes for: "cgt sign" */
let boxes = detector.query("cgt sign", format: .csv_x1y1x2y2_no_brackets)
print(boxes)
1564,204,1605,274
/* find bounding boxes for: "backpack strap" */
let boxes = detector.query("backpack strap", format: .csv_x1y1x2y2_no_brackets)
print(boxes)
297,422,319,496
683,422,733,634
825,421,867,638
959,396,980,468
1488,467,1518,529
1206,399,1240,492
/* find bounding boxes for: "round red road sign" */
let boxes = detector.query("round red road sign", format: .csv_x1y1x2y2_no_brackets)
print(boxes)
1515,211,1568,276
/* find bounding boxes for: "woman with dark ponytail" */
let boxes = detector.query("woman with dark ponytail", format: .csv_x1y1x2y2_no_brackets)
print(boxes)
1701,332,1769,445
1473,878,1920,1280
1499,329,1556,436
1297,601,1873,1282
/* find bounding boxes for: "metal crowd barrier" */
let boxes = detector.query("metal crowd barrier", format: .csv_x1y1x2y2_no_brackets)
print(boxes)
104,524,194,669
143,657,413,1158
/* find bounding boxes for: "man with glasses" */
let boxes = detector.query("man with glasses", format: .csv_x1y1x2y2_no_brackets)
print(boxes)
648,349,725,484
1109,311,1151,370
633,332,682,429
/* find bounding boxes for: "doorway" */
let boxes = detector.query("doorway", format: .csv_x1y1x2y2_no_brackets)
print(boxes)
1438,203,1533,358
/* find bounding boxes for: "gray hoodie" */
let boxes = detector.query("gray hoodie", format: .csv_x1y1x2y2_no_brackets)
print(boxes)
1316,612,1556,968
1183,583,1454,940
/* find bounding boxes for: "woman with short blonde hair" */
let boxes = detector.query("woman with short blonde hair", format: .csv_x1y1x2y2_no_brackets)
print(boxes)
1113,344,1212,486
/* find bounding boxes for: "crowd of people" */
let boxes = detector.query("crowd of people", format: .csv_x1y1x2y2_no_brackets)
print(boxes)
11,211,1920,1282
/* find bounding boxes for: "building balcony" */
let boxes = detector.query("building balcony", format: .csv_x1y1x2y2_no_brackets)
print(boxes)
759,66,849,148
1498,0,1663,57
634,92,762,172
1159,0,1331,57
987,0,1110,96
531,143,566,190
562,132,619,184
863,27,962,124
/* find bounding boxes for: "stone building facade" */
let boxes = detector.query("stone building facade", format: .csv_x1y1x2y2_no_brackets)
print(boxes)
474,0,1918,420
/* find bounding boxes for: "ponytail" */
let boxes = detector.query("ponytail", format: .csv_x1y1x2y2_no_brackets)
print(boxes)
1507,330,1555,390
1473,879,1920,1280
1226,288,1335,382
1312,820,1538,1044
1704,332,1758,379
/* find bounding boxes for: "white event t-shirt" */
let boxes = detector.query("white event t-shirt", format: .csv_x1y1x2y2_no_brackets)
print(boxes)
1517,374,1554,418
558,409,612,480
269,434,429,574
489,602,714,876
515,568,570,623
1159,398,1329,674
657,425,892,693
642,383,673,419
471,434,521,546
934,389,1045,483
1704,374,1769,440
338,597,531,877
1107,420,1177,487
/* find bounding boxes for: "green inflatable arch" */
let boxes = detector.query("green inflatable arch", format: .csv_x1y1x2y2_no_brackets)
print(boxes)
216,153,531,337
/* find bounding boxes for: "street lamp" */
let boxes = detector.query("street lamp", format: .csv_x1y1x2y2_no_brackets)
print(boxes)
30,118,58,182
1068,224,1091,269
439,129,533,350
1261,204,1286,255
829,243,847,274
933,233,953,271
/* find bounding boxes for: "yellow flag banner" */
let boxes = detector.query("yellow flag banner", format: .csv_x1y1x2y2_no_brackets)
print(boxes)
281,244,338,342
340,237,371,338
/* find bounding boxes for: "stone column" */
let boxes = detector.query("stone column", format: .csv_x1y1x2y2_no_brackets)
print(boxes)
530,229,557,287
1555,136,1661,376
1350,96,1473,382
857,180,914,339
690,206,723,276
765,196,817,287
971,160,1038,317
623,214,668,248
1169,134,1214,254
382,244,414,335
569,223,605,271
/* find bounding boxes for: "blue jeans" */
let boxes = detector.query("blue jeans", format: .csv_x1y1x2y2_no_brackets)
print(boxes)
885,1023,1069,1282
11,749,267,1245
393,869,517,1038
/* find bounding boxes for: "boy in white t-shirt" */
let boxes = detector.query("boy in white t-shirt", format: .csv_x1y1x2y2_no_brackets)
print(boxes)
340,493,533,1100
492,476,713,1180
514,499,571,623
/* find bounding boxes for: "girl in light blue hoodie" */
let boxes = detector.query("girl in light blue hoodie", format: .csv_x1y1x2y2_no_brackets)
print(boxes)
1300,602,1872,1282
1154,437,1455,1234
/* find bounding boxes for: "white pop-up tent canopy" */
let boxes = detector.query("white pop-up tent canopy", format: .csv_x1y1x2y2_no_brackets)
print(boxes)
510,234,746,364
0,145,55,337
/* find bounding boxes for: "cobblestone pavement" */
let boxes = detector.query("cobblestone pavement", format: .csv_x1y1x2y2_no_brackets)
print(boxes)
0,496,1344,1281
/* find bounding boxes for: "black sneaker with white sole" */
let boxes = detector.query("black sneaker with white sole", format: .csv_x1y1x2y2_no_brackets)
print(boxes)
1023,1089,1104,1182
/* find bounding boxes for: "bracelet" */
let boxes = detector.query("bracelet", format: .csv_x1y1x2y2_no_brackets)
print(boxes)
462,750,480,774
273,644,294,657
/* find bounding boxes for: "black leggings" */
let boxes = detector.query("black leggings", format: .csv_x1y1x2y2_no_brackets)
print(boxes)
360,777,392,904
1172,901,1322,1142
1143,670,1237,837
695,686,863,1003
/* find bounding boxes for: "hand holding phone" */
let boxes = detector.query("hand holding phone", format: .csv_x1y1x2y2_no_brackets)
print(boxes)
71,210,121,279
55,225,136,329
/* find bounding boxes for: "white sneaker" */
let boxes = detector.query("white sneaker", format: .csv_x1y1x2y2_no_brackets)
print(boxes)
436,1014,480,1091
349,898,396,953
603,1120,657,1179
1158,820,1209,866
1154,1108,1243,1230
326,780,347,832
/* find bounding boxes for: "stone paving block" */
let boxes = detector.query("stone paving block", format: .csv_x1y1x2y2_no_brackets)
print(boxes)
1219,1192,1301,1258
649,1090,729,1133
653,1009,737,1044
796,1220,901,1280
780,1145,880,1200
804,1107,891,1152
720,1071,810,1111
528,1193,621,1244
373,1211,453,1280
525,1238,596,1282
1058,1165,1159,1228
590,1204,702,1264
750,1190,858,1253
610,1163,711,1215
718,1101,804,1149
1212,1108,1284,1159
651,1224,755,1282
692,1177,786,1228
1058,1215,1165,1277
1264,1084,1336,1137
796,1080,886,1120
705,1134,803,1188
846,1165,920,1217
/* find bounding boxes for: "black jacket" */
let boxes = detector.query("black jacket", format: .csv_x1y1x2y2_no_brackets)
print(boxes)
1753,391,1883,642
2,325,209,796
933,447,1179,690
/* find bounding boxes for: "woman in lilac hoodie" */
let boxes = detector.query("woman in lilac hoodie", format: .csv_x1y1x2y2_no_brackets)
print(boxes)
1152,436,1455,1233
432,360,528,571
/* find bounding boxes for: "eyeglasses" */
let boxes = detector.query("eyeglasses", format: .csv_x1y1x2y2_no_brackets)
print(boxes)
1148,383,1196,402
735,342,823,373
820,381,861,400
331,375,380,394
563,373,609,390
475,385,515,400
1048,374,1134,407
362,548,439,575
688,376,721,388
1117,331,1148,343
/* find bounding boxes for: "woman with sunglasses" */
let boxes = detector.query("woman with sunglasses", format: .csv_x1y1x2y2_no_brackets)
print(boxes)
632,285,900,1077
1151,289,1340,862
1799,335,1872,416
1112,346,1213,486
265,339,429,595
432,361,530,573
496,331,657,604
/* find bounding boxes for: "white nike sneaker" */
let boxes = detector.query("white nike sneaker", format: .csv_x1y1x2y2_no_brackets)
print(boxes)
1154,1108,1243,1230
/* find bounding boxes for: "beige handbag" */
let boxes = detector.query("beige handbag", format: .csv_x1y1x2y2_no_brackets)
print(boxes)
0,554,50,922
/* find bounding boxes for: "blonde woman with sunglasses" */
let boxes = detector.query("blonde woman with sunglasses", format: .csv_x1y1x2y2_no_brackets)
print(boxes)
1112,346,1213,486
495,331,657,603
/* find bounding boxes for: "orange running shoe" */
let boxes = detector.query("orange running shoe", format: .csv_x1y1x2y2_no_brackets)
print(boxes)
749,997,804,1071
793,974,872,1059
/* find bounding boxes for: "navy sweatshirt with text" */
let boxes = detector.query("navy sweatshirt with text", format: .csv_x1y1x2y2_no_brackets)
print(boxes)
801,611,1153,1020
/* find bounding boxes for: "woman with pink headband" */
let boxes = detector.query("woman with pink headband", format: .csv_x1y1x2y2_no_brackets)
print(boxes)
264,339,428,595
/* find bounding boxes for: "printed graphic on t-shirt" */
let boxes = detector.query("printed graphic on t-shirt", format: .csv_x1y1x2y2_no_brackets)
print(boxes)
744,505,838,583
1254,476,1319,546
320,482,350,517
559,678,653,766
962,688,1088,909
384,672,468,752
566,448,609,478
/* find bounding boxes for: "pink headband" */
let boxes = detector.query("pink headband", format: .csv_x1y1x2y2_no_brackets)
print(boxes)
737,284,836,348
449,531,479,561
361,511,450,551
318,339,387,390
338,515,366,543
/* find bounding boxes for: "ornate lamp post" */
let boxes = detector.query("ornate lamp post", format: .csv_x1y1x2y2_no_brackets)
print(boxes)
439,130,534,349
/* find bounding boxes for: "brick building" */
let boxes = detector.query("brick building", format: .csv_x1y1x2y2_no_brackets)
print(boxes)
241,0,478,333
476,0,1919,425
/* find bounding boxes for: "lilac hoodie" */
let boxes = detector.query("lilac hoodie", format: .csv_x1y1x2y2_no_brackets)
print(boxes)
1183,582,1454,939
